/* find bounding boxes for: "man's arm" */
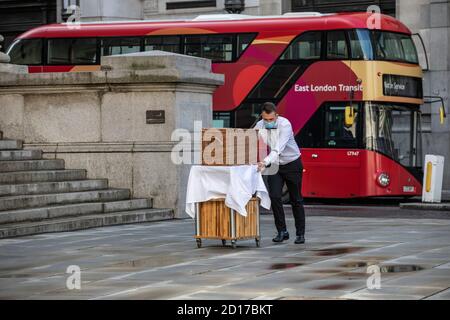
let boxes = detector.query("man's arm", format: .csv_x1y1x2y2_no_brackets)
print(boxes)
263,122,292,166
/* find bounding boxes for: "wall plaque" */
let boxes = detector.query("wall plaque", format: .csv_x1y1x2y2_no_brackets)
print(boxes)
146,110,165,124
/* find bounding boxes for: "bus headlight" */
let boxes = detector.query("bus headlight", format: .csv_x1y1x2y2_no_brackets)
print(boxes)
377,173,391,187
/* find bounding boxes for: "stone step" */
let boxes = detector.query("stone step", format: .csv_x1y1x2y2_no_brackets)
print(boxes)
0,179,108,197
0,189,130,211
0,208,174,238
0,169,87,184
0,202,103,224
103,198,153,212
0,198,154,225
0,159,65,173
0,140,23,150
0,149,43,161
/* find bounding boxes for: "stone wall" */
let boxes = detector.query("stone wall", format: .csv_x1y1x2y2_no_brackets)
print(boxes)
143,0,289,19
79,0,144,21
0,51,224,218
398,0,450,189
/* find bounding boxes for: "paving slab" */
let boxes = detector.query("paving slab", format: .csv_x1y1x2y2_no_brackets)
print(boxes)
0,208,450,300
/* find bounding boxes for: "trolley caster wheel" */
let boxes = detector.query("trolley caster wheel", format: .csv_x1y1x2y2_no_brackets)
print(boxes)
221,239,227,246
196,239,202,248
231,240,237,249
255,238,261,248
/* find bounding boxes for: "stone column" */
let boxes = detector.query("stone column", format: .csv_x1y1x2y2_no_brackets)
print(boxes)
0,51,224,218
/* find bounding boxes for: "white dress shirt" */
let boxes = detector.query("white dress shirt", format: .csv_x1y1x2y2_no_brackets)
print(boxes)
255,116,301,166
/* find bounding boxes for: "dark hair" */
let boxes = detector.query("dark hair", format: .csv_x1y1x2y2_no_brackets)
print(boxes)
261,102,277,114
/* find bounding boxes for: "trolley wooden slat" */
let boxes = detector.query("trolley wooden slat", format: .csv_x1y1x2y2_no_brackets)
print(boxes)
194,198,261,249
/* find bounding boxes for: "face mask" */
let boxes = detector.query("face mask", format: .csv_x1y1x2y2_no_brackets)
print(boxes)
264,120,278,130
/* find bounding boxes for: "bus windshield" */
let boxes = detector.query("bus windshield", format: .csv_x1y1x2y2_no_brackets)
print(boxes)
352,29,419,64
364,102,422,169
7,38,42,65
371,30,419,64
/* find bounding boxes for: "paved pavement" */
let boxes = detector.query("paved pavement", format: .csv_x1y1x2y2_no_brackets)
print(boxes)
0,205,450,300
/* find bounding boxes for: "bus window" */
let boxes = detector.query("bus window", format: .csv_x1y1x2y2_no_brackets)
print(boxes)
184,34,234,62
372,31,419,64
365,103,421,167
348,29,373,60
248,63,307,100
102,38,141,56
281,32,322,60
213,112,232,128
326,31,349,60
7,39,42,65
47,38,97,65
296,106,324,148
237,33,256,57
234,102,262,128
324,104,360,148
145,36,181,53
401,37,419,64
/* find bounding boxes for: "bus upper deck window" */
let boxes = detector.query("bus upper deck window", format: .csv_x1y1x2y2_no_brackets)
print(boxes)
237,34,256,56
7,39,42,65
372,31,419,64
184,34,234,62
102,38,141,56
145,36,181,54
348,29,373,60
326,31,349,59
48,38,97,65
281,32,322,60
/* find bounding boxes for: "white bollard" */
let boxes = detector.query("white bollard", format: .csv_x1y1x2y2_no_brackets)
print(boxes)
422,155,445,203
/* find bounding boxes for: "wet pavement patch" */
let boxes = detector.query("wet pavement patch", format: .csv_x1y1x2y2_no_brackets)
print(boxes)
339,260,383,268
311,269,346,274
379,265,425,273
311,247,365,256
270,263,304,270
0,273,34,279
340,261,369,268
339,272,368,279
314,283,352,290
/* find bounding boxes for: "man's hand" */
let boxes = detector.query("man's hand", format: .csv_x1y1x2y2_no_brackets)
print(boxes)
257,162,266,172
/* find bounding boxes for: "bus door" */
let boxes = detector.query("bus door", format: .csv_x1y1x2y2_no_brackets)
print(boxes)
301,103,362,198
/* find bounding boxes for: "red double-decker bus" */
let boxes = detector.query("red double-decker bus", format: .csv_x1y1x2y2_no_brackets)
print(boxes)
7,12,424,199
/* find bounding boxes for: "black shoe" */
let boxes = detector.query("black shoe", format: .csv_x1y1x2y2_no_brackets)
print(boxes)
273,231,289,243
294,235,305,244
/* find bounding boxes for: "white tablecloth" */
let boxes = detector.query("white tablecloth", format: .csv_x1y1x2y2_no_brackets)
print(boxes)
185,165,271,218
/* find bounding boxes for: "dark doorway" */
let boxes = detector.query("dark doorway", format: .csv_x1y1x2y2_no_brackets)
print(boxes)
0,0,57,51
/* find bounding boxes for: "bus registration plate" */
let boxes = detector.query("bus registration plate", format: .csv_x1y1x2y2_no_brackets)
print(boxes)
403,186,415,193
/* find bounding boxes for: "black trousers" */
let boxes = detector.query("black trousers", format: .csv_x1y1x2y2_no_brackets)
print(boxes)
267,157,305,236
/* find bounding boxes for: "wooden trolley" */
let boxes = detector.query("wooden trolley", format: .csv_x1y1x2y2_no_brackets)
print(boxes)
194,198,261,249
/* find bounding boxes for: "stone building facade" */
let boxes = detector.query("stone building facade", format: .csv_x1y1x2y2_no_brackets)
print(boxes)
397,0,450,188
1,0,449,188
0,0,56,49
0,52,224,218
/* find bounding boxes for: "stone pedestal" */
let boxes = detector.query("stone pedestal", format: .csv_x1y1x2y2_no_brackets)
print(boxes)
0,34,10,63
0,51,224,218
0,63,27,74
